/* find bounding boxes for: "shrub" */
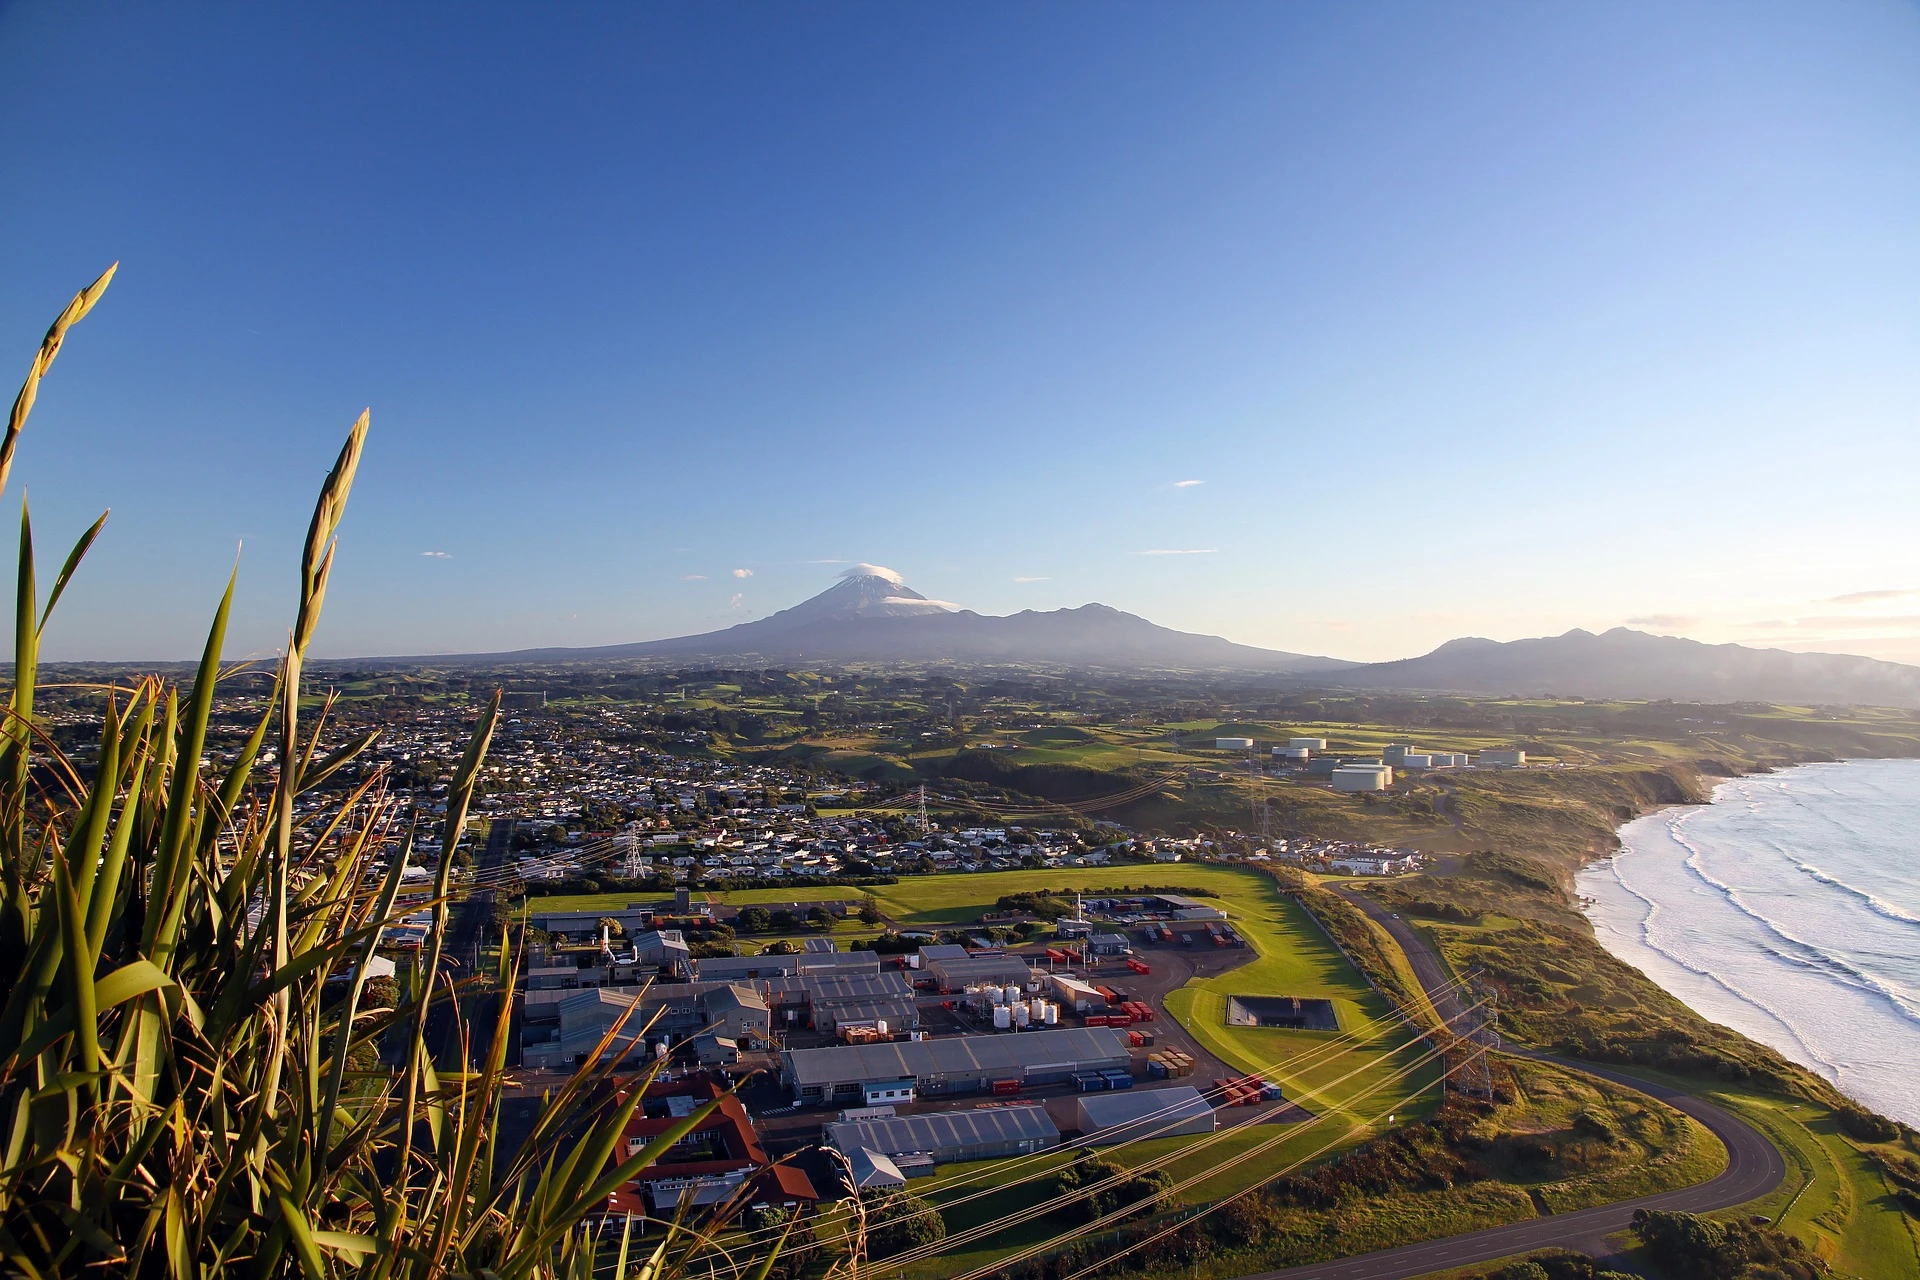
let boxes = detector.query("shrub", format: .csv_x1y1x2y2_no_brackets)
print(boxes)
0,276,784,1280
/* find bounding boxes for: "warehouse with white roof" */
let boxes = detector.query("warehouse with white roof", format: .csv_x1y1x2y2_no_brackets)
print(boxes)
779,1027,1131,1106
1072,1085,1215,1144
826,1104,1061,1166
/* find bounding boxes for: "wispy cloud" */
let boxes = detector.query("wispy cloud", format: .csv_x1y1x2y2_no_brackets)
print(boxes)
1133,548,1217,556
1822,587,1918,605
729,593,745,609
1013,576,1049,583
1171,479,1204,489
1625,614,1698,629
420,550,451,559
731,567,753,578
679,573,708,581
1744,615,1920,632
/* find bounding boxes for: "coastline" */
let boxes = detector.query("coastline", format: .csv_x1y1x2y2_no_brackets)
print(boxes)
1577,758,1920,1127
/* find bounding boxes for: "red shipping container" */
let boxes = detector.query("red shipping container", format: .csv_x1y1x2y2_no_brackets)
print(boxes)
1085,1015,1109,1027
1126,958,1151,974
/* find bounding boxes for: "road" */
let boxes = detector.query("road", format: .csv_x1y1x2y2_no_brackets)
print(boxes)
428,816,513,1065
1220,891,1785,1279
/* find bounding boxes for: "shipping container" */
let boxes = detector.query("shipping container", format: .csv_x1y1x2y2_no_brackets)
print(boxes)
1073,1072,1109,1093
1126,958,1151,975
991,1079,1022,1096
1099,1069,1134,1090
1084,1015,1110,1027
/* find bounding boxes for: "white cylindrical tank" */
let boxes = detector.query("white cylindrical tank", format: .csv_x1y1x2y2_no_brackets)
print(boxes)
989,986,1005,1005
654,1042,668,1060
875,1019,888,1037
1004,984,1022,1005
993,1005,1012,1030
1043,1003,1059,1026
1029,998,1046,1020
1013,1003,1030,1028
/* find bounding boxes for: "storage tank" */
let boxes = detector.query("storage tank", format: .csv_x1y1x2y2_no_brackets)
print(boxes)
1029,998,1047,1021
1013,1003,1030,1028
1004,984,1023,1006
875,1020,888,1037
993,1005,1012,1030
988,986,1005,1005
1043,1003,1059,1026
1215,737,1254,750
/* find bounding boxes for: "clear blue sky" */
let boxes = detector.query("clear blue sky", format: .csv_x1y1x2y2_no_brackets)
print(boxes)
4,2,1918,663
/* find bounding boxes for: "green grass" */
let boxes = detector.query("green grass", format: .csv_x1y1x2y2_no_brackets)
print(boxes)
869,868,1441,1132
1703,1088,1920,1278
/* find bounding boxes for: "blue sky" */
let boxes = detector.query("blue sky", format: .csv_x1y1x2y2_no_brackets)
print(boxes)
3,2,1918,663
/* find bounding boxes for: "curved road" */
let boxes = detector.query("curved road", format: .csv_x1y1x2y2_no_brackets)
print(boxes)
1226,892,1785,1279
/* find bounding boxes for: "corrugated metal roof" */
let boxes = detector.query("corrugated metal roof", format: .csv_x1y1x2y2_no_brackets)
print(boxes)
1075,1085,1213,1131
826,1104,1059,1155
806,972,914,1003
783,1027,1130,1087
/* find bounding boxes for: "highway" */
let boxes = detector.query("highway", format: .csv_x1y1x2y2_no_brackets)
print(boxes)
1221,891,1785,1280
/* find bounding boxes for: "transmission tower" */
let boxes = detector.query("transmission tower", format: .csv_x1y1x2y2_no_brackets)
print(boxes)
1450,977,1499,1099
917,784,929,834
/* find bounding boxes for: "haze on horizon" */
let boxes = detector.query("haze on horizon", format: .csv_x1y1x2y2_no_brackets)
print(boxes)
2,3,1917,666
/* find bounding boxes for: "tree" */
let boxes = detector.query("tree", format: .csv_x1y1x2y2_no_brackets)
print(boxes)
739,907,773,934
806,906,833,930
859,894,882,925
771,909,800,932
863,1192,947,1258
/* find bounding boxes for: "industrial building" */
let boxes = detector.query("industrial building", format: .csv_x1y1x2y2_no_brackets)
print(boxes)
693,951,880,983
926,954,1036,992
522,982,770,1069
1331,763,1394,793
825,1104,1061,1166
803,971,921,1032
528,906,656,940
779,1026,1131,1106
1086,932,1133,957
1048,974,1105,1011
1072,1085,1216,1144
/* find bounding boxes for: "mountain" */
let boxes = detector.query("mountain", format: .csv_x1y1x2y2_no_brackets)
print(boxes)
401,565,1353,672
1330,627,1920,706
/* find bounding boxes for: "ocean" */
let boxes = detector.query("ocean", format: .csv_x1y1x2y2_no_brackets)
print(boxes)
1578,758,1920,1126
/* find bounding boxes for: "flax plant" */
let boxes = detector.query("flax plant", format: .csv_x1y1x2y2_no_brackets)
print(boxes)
0,273,789,1280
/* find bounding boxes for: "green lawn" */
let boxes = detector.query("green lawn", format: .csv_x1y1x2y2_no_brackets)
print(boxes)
1705,1088,1920,1278
869,868,1441,1130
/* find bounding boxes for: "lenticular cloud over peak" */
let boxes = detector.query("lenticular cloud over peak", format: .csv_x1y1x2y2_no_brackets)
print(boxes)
839,563,904,585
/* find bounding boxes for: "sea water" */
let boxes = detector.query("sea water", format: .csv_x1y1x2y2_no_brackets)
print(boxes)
1578,758,1920,1126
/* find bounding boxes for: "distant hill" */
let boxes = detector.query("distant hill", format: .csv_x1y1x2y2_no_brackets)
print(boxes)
1331,627,1920,706
395,564,1353,673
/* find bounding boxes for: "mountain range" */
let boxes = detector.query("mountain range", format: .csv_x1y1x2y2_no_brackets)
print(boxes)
380,565,1920,706
437,565,1351,673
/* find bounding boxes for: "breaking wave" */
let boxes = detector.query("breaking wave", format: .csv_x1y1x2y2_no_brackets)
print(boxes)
1579,759,1920,1127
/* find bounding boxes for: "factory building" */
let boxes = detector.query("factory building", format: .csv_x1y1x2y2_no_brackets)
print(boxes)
779,1027,1131,1106
926,954,1037,993
1085,932,1133,957
1047,974,1105,1011
692,951,881,983
1072,1085,1216,1144
1330,763,1394,793
1148,894,1226,921
522,982,770,1069
825,1104,1060,1168
804,971,921,1033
